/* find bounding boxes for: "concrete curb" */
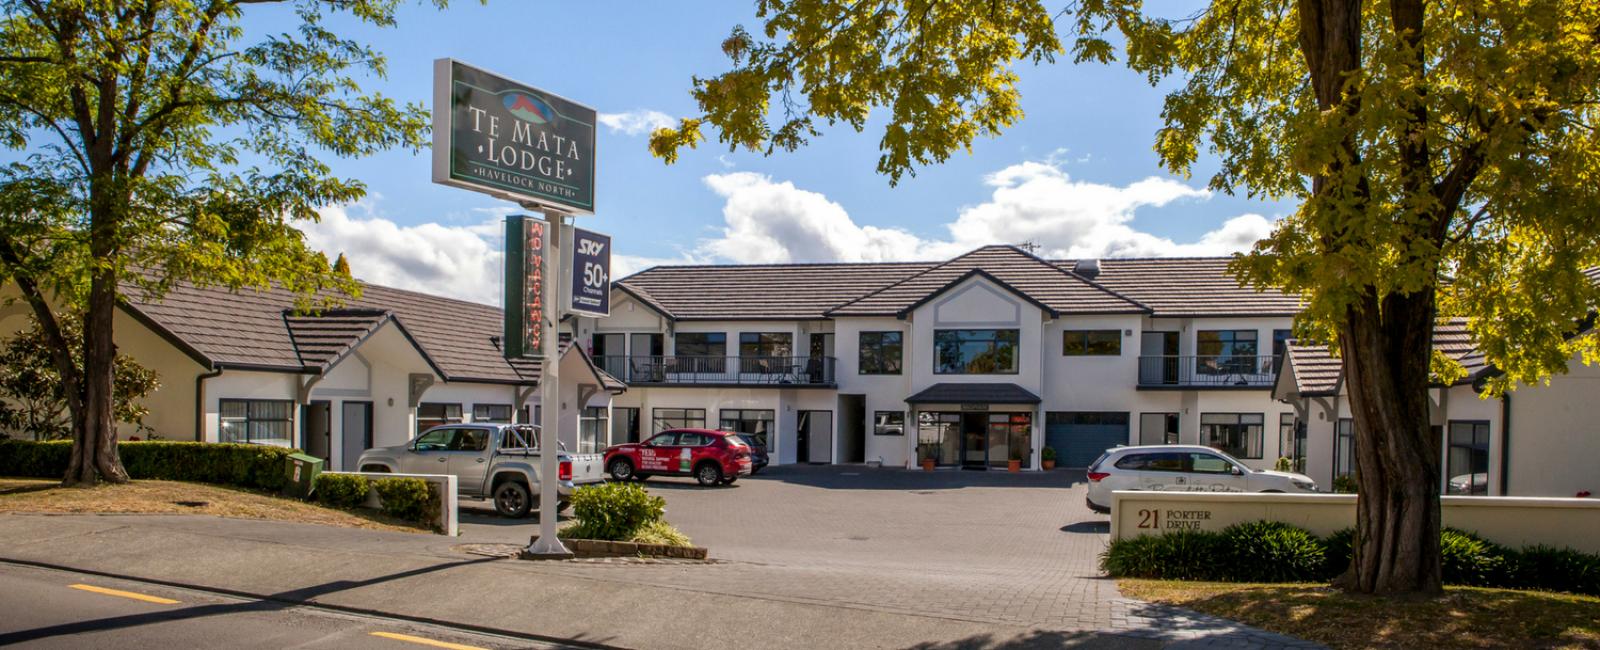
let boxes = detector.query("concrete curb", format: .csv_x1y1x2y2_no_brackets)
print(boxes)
532,536,709,560
0,556,625,650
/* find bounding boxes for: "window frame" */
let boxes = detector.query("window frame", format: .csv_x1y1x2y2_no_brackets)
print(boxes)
933,328,1021,375
873,411,905,436
718,408,776,448
1334,418,1356,478
1197,330,1260,375
673,332,727,358
858,331,904,375
1062,329,1122,356
416,402,463,435
1199,412,1265,459
652,407,707,433
472,403,513,424
218,398,294,447
1445,420,1491,495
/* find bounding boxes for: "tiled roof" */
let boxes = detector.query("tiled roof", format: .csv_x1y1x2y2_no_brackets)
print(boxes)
124,278,623,391
828,246,1148,317
1057,258,1303,317
616,261,936,321
283,309,392,371
1280,318,1482,397
905,382,1042,404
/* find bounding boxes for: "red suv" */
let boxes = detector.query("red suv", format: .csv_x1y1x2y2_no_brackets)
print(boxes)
604,429,752,486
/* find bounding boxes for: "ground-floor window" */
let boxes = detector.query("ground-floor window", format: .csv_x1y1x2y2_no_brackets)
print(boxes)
579,407,610,453
1138,412,1179,446
417,403,462,435
653,407,706,432
219,399,293,446
472,404,513,423
1334,418,1355,479
1446,420,1490,495
719,408,775,448
915,412,960,466
986,412,1033,469
1200,412,1264,459
917,411,1031,468
612,407,640,444
873,411,905,435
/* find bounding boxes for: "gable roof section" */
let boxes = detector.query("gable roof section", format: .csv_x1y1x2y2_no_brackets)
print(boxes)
1057,257,1303,317
828,246,1148,317
124,278,623,389
616,260,936,321
1278,318,1482,398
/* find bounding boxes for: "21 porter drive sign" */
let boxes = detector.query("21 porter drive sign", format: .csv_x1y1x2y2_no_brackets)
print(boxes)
432,59,596,213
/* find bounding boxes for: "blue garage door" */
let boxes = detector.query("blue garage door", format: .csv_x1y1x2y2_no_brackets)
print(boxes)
1046,412,1131,468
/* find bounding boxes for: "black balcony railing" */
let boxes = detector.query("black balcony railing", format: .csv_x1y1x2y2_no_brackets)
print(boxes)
595,355,837,387
1137,355,1279,388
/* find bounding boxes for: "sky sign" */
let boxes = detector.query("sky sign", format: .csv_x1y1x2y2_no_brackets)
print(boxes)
432,59,596,214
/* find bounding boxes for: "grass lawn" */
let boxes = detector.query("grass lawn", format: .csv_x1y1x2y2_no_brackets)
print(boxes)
0,477,425,533
1121,579,1600,649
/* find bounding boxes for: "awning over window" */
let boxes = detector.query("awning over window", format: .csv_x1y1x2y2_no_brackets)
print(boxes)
905,382,1041,405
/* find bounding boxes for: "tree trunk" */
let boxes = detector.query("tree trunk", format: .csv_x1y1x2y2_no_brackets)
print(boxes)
68,264,129,485
1335,292,1442,594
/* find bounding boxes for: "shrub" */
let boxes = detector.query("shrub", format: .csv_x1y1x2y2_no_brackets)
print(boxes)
1101,530,1230,580
1041,447,1057,462
1440,528,1507,586
1331,475,1359,494
373,477,441,528
1322,528,1355,579
1273,457,1293,472
1220,521,1328,582
314,474,371,509
630,520,693,547
0,439,293,490
564,482,666,542
1504,546,1600,596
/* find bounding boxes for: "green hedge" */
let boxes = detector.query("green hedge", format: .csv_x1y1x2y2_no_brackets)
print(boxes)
373,477,441,529
0,439,294,491
314,474,372,509
562,482,666,542
1101,521,1600,596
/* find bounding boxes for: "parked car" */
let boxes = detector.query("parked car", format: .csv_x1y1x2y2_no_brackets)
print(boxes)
1084,445,1318,513
355,424,605,518
1448,472,1488,494
603,428,753,486
732,433,769,474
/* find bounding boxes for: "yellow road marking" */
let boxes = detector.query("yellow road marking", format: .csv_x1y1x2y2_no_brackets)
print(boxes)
369,631,489,650
69,583,180,605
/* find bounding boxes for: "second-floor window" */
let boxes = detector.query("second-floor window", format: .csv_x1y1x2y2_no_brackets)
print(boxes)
858,331,903,374
1197,329,1259,374
675,332,726,357
934,329,1019,374
1063,329,1121,356
739,332,792,372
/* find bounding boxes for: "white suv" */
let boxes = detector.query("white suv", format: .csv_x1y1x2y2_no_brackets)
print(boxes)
1085,445,1318,513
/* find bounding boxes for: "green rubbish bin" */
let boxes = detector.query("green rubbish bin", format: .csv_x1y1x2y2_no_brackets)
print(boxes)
284,453,324,499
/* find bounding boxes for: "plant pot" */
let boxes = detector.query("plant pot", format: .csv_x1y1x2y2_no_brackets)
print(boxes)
1042,459,1056,470
1007,460,1022,473
921,459,936,471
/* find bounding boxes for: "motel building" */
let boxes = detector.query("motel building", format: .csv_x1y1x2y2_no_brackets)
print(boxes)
2,246,1594,499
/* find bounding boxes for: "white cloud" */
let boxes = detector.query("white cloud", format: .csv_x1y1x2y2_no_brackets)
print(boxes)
597,109,675,136
301,205,504,305
696,160,1276,264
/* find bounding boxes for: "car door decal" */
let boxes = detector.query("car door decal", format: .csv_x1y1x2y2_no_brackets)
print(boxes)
678,448,692,473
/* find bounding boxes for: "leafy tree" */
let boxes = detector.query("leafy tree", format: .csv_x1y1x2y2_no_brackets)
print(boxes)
0,1,459,485
653,1,1600,594
0,314,158,440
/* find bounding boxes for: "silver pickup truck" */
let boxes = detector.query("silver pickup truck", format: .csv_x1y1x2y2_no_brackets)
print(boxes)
355,423,605,518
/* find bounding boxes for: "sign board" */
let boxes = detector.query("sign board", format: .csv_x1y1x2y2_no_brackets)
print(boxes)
568,228,611,318
433,59,596,214
502,215,547,358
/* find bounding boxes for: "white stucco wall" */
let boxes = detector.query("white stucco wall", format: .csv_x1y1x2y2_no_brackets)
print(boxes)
1505,355,1600,498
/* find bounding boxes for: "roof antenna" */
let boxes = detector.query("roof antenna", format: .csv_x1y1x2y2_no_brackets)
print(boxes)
1015,240,1040,254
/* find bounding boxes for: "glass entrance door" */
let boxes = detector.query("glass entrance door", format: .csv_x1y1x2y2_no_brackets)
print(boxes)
961,413,988,468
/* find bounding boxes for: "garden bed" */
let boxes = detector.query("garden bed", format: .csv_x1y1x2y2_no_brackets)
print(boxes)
524,534,708,560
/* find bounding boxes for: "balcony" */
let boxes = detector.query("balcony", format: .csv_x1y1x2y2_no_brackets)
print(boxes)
595,355,837,388
1137,355,1279,389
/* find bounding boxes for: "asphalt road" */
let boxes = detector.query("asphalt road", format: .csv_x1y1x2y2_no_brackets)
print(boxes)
0,562,567,650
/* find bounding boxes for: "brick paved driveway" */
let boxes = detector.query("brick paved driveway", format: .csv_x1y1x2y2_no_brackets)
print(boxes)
460,465,1319,647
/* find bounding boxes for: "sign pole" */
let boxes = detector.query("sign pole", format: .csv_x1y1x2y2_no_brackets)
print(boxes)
527,208,570,557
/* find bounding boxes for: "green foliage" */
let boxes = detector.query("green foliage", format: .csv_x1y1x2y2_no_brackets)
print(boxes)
0,439,292,490
314,473,371,509
1273,457,1292,472
1503,546,1600,596
1440,528,1508,587
629,520,693,548
1100,530,1229,581
1323,528,1355,578
0,314,159,440
563,482,666,542
1220,521,1330,583
1332,475,1359,494
1041,446,1057,462
372,477,440,528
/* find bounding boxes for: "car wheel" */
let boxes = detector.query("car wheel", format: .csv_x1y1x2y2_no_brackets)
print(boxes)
695,463,723,486
608,458,635,481
493,481,532,518
1261,489,1284,493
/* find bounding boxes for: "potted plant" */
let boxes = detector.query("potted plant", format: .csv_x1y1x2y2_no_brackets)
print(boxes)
919,444,937,471
1041,446,1056,470
1007,446,1024,473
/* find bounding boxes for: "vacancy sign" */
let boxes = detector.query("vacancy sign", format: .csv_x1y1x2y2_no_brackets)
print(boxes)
503,215,547,358
568,228,611,318
432,59,596,214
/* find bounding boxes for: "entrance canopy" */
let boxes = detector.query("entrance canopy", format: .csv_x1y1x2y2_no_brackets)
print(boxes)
905,382,1041,405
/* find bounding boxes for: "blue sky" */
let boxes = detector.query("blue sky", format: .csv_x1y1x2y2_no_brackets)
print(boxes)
272,2,1296,303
